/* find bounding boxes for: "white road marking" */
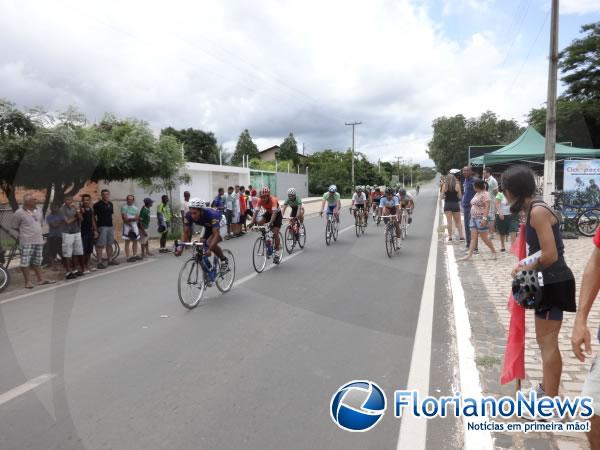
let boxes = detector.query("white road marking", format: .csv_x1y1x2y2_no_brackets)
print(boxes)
0,373,55,407
0,259,155,306
397,193,440,450
446,229,494,448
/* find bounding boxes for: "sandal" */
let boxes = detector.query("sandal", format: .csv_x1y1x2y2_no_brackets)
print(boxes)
24,283,34,289
38,279,56,285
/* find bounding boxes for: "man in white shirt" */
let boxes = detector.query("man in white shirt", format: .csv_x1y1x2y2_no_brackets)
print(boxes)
484,167,498,236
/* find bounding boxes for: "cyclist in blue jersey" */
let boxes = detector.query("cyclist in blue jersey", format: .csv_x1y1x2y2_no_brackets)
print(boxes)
175,198,229,270
379,187,402,245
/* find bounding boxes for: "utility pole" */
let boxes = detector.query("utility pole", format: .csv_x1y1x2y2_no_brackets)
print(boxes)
345,121,362,188
543,0,560,204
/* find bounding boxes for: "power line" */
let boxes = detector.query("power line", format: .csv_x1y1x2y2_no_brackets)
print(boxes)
501,0,532,66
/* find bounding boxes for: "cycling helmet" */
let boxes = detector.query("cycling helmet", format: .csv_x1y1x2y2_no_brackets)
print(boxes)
512,270,543,309
398,188,407,196
385,187,394,195
260,186,270,196
287,187,296,196
189,198,206,209
328,185,337,193
357,186,363,192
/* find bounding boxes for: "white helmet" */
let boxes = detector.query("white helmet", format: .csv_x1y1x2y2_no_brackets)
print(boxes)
287,187,296,196
328,185,337,193
189,197,206,209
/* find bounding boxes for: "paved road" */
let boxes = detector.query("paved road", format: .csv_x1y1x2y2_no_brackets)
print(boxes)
0,182,460,450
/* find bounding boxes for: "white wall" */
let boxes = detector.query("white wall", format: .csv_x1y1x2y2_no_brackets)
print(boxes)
276,173,308,198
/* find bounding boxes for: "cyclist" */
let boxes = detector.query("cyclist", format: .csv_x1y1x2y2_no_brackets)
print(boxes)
416,184,421,195
281,187,304,226
371,187,383,220
175,198,229,271
397,188,415,224
379,187,402,246
351,186,368,225
320,185,341,221
364,186,372,215
251,187,283,264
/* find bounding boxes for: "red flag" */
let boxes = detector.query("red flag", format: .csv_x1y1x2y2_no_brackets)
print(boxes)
501,223,526,385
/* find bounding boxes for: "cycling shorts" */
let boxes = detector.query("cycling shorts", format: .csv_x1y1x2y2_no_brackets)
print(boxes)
326,205,337,215
262,210,283,228
354,204,365,209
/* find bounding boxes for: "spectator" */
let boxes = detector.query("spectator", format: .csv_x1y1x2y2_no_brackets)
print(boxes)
157,194,172,253
461,166,476,253
181,191,190,224
503,165,576,404
232,185,241,237
224,186,235,239
93,189,119,268
79,194,97,273
460,179,497,261
571,226,600,448
44,204,63,269
60,194,85,279
12,194,55,288
121,194,140,262
495,185,518,252
239,185,247,233
211,188,225,212
245,189,254,221
441,173,464,243
250,188,259,211
483,167,499,237
139,198,153,258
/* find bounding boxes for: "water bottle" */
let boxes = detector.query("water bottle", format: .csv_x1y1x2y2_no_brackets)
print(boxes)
519,250,542,267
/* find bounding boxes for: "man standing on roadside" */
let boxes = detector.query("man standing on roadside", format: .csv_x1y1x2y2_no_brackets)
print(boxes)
157,194,172,253
12,193,55,288
462,166,476,253
571,226,600,448
93,189,119,268
79,194,96,273
483,167,498,237
180,191,190,224
60,194,85,279
139,197,153,258
224,186,235,239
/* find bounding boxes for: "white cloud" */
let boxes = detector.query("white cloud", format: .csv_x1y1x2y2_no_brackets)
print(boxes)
0,0,552,165
561,0,600,14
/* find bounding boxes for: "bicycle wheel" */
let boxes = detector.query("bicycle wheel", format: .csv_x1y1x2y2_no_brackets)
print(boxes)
274,232,285,264
177,258,205,309
252,237,267,273
112,240,120,260
215,249,235,293
325,219,332,246
297,223,306,249
284,226,296,254
333,219,339,241
401,215,408,240
0,266,9,292
355,217,360,237
385,226,394,258
577,209,600,237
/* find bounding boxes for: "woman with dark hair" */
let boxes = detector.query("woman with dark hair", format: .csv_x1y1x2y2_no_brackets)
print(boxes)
441,173,464,243
460,178,497,260
502,165,576,402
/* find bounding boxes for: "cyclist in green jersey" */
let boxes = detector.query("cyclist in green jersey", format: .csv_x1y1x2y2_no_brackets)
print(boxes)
281,187,304,223
319,185,341,221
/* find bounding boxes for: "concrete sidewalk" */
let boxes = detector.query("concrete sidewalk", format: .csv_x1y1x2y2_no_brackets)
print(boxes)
446,223,597,449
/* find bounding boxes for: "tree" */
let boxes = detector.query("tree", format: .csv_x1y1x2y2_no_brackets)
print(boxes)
427,111,522,173
279,133,299,165
161,127,219,164
559,21,600,102
231,129,259,165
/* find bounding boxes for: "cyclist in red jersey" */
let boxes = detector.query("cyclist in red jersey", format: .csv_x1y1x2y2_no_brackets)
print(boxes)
251,187,283,263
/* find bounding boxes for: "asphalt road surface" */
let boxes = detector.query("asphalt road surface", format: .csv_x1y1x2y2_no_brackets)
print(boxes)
0,181,461,450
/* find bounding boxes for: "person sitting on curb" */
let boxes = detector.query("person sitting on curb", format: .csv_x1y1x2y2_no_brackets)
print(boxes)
571,226,600,448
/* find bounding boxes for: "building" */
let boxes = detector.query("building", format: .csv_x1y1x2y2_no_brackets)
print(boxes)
257,145,308,163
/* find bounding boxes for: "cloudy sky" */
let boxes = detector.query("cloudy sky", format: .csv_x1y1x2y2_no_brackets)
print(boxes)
1,0,599,165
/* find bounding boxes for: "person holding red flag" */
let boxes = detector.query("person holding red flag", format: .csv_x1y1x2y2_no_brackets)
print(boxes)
502,165,576,402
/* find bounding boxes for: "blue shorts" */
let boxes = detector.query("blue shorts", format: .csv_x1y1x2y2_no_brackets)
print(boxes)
327,205,336,215
469,217,488,231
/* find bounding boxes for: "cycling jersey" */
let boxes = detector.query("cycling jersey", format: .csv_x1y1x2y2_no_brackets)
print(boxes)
398,193,414,208
352,192,366,205
183,208,222,239
256,195,280,211
379,196,400,208
323,192,340,206
284,196,303,207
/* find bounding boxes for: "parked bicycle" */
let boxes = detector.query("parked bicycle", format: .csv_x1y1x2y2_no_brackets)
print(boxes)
324,211,339,246
252,225,284,273
351,207,367,237
381,215,401,257
284,218,306,254
551,191,600,237
92,239,120,262
175,240,235,309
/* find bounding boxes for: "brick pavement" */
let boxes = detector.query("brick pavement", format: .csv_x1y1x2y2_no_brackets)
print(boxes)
448,224,597,449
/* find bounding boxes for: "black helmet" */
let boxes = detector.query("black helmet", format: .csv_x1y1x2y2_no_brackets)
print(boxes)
385,187,394,195
512,270,543,309
398,188,407,196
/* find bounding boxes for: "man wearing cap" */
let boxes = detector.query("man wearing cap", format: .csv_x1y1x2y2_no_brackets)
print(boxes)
139,197,154,258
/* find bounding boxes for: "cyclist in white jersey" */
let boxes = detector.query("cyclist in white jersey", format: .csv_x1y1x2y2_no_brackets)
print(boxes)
351,186,368,225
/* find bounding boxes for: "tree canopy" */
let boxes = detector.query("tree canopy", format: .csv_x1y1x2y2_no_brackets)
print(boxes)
231,129,259,165
278,133,299,164
161,127,219,164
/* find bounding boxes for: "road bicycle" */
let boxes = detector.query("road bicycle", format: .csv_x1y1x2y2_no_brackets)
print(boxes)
175,240,235,309
324,211,339,246
381,215,401,257
92,239,120,262
252,225,284,273
551,191,600,237
284,217,306,254
350,207,367,237
399,208,410,240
